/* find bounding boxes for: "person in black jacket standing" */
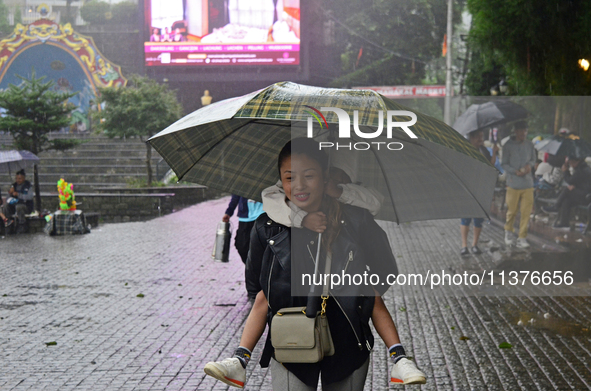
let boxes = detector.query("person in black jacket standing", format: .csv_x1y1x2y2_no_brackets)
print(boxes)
543,156,591,228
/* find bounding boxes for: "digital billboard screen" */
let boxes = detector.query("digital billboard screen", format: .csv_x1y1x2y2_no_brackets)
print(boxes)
145,0,300,67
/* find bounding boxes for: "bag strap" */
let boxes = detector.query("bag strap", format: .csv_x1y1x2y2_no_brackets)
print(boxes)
320,251,331,316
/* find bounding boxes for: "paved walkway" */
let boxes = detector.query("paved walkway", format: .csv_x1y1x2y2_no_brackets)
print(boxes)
1,197,590,390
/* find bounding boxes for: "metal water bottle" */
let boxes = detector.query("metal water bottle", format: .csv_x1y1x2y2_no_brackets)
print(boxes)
212,221,231,263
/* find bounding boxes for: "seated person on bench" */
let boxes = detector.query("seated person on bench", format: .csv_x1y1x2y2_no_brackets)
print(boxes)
0,188,12,228
542,156,591,228
1,169,34,232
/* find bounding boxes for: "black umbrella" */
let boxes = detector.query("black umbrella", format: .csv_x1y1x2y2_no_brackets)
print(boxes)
452,100,529,136
535,135,591,159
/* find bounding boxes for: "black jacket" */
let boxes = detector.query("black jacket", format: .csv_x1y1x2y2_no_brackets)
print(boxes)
564,161,591,194
225,195,249,219
10,180,34,212
245,204,398,385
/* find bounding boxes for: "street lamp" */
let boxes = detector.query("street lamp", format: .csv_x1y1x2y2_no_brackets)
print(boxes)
490,79,508,96
490,84,500,96
578,59,589,71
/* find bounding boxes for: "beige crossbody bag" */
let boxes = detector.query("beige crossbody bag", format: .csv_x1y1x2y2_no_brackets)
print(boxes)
270,252,335,363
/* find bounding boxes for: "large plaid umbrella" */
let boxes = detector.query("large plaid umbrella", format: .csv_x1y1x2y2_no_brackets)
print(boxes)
148,82,498,223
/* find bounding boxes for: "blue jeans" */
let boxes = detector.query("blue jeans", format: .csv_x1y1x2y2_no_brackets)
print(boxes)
460,218,483,228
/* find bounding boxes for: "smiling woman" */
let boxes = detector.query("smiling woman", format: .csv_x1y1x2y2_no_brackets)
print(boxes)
204,137,427,389
279,143,327,213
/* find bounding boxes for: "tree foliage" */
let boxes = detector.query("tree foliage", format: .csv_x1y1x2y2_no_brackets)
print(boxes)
0,70,79,154
80,0,138,25
80,1,111,24
95,75,182,185
467,0,591,95
322,0,464,87
0,0,11,37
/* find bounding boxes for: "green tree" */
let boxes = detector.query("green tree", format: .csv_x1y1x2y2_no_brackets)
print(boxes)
467,0,591,96
0,70,78,155
80,1,110,24
0,0,11,37
111,1,138,24
95,75,182,186
323,0,464,87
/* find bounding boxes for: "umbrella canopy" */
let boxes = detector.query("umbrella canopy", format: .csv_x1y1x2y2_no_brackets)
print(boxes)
535,135,591,158
453,100,529,136
0,150,40,174
148,82,498,223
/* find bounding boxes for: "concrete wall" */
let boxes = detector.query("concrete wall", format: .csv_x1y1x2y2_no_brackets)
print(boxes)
40,186,226,223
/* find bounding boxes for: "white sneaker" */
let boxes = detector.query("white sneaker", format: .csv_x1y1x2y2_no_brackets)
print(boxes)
204,357,245,388
516,238,530,249
390,358,427,385
504,230,516,246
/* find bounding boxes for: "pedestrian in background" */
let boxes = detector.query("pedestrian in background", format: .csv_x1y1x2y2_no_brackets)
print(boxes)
1,169,34,234
542,156,591,228
460,129,499,255
501,121,537,248
222,196,264,264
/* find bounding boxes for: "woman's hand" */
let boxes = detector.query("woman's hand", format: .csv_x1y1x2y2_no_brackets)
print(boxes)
302,211,327,233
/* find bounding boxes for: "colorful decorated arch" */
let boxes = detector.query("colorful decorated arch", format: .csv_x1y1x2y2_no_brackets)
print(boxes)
0,19,127,131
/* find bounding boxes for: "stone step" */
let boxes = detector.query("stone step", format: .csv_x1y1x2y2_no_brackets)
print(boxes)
38,147,154,156
38,157,162,165
39,165,150,175
0,182,130,193
36,173,147,184
1,137,152,148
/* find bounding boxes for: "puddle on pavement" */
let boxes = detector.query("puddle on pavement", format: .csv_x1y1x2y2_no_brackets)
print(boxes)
510,310,591,337
495,249,591,283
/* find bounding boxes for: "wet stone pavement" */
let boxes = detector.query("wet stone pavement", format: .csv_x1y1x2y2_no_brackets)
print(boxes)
1,196,590,390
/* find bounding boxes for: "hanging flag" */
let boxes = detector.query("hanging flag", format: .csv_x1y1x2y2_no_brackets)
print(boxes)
442,34,447,57
355,46,363,68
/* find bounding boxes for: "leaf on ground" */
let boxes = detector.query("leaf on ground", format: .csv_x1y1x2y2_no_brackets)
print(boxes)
136,293,145,298
125,283,128,286
459,336,470,341
399,306,406,312
499,342,513,349
451,326,455,330
45,341,57,346
42,259,48,262
178,283,182,286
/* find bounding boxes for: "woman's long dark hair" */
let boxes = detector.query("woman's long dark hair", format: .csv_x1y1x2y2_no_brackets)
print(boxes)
278,138,342,250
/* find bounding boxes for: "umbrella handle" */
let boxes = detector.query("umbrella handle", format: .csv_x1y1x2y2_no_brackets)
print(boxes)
310,232,322,293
